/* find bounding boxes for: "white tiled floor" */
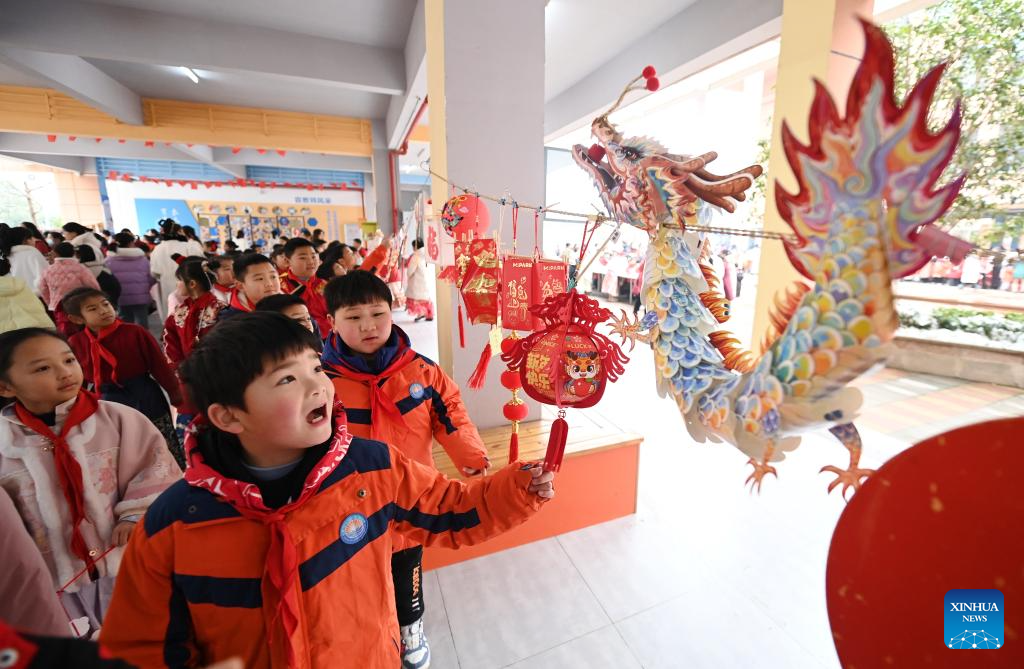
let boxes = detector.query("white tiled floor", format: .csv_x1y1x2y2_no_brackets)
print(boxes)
394,301,1022,667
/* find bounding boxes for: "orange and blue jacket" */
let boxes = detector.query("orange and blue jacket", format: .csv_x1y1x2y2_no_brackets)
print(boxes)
100,417,544,668
322,326,488,473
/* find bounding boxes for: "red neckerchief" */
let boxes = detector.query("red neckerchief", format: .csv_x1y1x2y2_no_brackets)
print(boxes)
14,390,100,574
182,402,352,668
322,332,416,441
182,292,218,349
284,271,324,296
83,320,122,392
229,288,254,313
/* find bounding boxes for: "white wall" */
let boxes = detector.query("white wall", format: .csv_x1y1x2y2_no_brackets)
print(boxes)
105,179,364,232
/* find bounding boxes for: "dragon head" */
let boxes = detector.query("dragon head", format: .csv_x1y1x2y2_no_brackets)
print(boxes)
571,142,646,229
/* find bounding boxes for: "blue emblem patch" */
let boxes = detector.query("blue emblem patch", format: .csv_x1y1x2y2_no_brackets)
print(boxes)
339,513,368,545
409,383,425,400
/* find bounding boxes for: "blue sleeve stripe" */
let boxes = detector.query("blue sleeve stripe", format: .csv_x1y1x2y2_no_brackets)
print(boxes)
395,385,434,415
172,573,263,609
393,504,481,534
164,580,195,668
299,503,394,591
429,392,458,435
345,408,372,424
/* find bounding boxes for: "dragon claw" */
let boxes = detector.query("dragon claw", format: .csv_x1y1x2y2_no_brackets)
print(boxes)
820,464,875,500
745,457,778,494
607,309,650,351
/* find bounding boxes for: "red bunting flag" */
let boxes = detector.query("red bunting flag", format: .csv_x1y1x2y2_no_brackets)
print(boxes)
107,171,118,179
257,149,266,155
46,135,57,142
68,136,77,141
144,141,154,147
117,139,126,144
276,150,287,157
231,147,241,155
94,137,102,143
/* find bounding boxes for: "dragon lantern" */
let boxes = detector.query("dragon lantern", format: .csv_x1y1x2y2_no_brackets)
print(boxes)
573,21,969,496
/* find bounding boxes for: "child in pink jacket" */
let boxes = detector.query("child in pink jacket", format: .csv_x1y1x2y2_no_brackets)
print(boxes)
38,242,100,336
0,327,181,636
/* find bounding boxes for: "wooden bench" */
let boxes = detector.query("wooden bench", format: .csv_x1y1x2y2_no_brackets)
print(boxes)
422,408,643,570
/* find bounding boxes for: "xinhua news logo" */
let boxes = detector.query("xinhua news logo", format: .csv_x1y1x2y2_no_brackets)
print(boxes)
945,589,1003,649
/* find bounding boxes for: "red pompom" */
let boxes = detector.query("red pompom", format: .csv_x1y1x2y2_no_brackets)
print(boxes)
642,65,656,79
500,336,518,355
500,370,522,390
586,144,607,163
503,400,529,422
646,77,660,91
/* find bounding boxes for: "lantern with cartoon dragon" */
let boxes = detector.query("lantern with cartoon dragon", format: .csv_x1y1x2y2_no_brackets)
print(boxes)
572,21,970,495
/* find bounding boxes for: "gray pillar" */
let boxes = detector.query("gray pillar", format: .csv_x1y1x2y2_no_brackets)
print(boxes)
429,0,545,429
370,120,396,235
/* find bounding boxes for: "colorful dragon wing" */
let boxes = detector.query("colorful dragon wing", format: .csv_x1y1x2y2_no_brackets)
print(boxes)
764,21,964,428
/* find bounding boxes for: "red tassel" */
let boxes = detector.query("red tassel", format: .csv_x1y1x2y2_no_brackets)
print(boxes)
467,339,492,389
544,413,568,473
508,429,519,464
457,304,466,348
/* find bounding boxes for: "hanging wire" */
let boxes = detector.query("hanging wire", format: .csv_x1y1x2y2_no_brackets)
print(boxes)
421,162,1004,261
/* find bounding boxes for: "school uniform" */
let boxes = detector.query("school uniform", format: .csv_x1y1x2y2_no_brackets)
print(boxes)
100,409,544,668
69,321,185,469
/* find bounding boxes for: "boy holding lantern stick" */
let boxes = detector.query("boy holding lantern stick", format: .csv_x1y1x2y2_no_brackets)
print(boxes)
321,271,491,669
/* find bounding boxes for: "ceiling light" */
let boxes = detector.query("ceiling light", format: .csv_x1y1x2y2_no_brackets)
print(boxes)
180,67,200,84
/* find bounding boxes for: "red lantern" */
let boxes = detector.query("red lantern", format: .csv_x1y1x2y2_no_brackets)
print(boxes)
440,193,490,238
502,399,529,422
516,325,606,408
500,369,522,390
503,290,630,471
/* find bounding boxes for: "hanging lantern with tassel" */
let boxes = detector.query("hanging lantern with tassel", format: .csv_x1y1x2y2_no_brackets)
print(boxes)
502,290,629,472
500,333,525,463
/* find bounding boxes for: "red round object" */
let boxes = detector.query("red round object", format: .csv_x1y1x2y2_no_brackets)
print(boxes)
502,400,529,422
642,65,657,79
500,369,522,390
646,77,660,91
571,379,594,397
826,417,1024,668
500,336,518,355
440,193,490,238
586,144,607,163
519,324,605,409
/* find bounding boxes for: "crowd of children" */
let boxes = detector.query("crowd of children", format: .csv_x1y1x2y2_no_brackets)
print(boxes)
0,218,554,668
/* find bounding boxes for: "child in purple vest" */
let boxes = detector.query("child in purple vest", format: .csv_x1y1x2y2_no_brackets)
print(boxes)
105,232,156,327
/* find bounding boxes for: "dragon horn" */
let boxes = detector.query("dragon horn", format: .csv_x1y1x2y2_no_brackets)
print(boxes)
600,66,661,120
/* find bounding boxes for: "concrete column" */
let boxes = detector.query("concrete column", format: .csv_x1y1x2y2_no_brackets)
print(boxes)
425,0,545,428
370,119,396,235
752,0,874,341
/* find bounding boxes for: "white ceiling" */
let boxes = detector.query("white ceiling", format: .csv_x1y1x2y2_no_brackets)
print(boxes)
84,59,392,118
544,0,699,101
0,61,43,87
87,0,417,48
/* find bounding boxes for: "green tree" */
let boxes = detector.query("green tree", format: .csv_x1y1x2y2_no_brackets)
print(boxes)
885,0,1024,241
